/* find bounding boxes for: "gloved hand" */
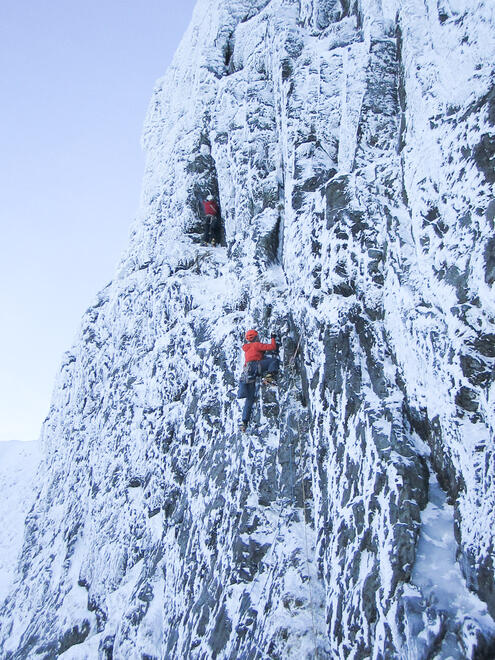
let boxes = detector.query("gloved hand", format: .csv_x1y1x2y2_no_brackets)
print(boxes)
271,332,280,343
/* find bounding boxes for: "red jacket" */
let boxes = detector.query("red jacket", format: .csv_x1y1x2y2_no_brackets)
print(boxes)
203,200,218,216
243,337,276,364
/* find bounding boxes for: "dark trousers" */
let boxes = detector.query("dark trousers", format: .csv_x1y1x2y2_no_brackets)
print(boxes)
203,214,219,243
239,357,278,424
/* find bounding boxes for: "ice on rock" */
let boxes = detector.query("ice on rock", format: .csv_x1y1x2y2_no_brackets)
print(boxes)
0,441,40,606
1,0,495,658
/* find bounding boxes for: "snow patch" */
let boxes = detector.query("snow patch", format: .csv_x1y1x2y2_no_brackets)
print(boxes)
0,440,40,605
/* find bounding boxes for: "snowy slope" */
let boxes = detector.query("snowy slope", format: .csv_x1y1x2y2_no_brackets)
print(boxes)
0,441,40,606
1,0,495,658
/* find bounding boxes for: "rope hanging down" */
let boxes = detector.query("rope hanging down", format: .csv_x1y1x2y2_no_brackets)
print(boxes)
236,327,320,657
288,331,303,368
297,413,319,656
288,329,320,656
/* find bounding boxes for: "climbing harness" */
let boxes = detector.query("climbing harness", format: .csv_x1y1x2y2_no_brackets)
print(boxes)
240,362,260,383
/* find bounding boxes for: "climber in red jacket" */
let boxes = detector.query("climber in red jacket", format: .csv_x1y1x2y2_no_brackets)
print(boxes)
237,329,279,432
202,194,219,245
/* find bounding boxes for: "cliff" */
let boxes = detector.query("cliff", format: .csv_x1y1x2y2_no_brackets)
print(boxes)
1,1,494,658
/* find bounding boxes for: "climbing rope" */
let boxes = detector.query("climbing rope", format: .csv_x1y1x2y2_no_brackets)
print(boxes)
235,418,289,658
288,424,295,503
234,327,320,657
288,331,320,657
298,414,319,657
287,332,301,505
288,331,303,367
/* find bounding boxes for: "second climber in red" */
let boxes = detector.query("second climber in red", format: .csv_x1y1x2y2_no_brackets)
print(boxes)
202,194,219,246
237,329,279,432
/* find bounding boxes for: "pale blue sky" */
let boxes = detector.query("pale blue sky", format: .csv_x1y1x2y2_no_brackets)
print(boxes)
0,0,197,442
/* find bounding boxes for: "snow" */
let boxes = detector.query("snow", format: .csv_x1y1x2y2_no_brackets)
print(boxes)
412,472,495,632
2,0,495,658
0,440,40,605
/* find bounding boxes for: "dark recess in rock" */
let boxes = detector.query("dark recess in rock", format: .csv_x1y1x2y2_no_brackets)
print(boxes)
455,386,479,412
460,546,495,622
485,199,495,228
459,211,472,228
459,354,492,387
484,237,495,285
281,57,293,80
423,205,440,225
99,634,115,659
361,570,379,624
427,415,466,506
223,33,234,70
487,84,495,126
333,282,355,297
472,333,495,358
325,175,352,227
165,627,179,658
209,604,232,658
128,477,143,488
186,138,225,245
473,134,495,183
255,214,281,266
51,622,91,656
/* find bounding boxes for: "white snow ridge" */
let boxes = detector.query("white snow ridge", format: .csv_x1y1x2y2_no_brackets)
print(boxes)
1,0,494,658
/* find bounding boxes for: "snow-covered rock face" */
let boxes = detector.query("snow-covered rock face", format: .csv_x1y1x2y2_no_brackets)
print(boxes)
1,0,494,657
0,441,40,607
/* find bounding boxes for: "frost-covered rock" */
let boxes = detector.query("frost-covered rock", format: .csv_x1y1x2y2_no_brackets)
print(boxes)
1,0,495,658
0,441,40,606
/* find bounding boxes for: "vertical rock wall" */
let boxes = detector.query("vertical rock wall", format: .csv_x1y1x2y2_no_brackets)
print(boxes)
1,1,494,658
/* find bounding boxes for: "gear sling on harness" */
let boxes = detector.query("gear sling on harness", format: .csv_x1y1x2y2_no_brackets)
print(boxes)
237,362,260,399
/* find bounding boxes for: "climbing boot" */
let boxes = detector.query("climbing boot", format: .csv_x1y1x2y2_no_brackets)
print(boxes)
240,422,248,433
262,373,276,385
211,238,217,246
